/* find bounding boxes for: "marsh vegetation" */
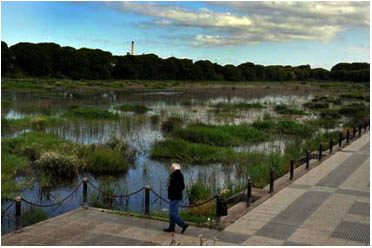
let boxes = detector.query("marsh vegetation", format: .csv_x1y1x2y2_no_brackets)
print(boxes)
1,79,369,233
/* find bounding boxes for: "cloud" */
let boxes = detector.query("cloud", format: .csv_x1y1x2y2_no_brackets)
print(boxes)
345,45,370,54
115,2,252,29
107,1,370,46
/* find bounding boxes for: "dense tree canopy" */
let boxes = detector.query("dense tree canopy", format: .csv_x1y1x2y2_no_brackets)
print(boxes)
1,41,370,83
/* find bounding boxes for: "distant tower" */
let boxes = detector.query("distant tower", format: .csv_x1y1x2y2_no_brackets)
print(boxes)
131,41,135,55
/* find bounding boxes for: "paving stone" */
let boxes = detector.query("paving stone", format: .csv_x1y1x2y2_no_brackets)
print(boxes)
241,235,285,246
295,151,351,186
170,234,208,246
360,142,370,153
348,202,370,216
288,184,312,190
255,190,330,240
322,237,347,245
282,241,309,246
344,239,367,246
224,219,267,235
331,221,370,244
214,240,237,246
311,186,337,193
287,227,331,245
119,226,163,243
93,223,131,235
97,235,146,246
1,233,35,246
335,188,370,197
77,233,140,246
215,230,251,244
342,214,370,225
180,226,218,240
1,134,369,246
255,222,297,240
316,153,369,188
340,158,370,191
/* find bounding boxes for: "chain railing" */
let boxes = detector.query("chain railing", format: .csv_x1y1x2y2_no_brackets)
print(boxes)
21,182,82,208
268,121,369,193
4,120,369,232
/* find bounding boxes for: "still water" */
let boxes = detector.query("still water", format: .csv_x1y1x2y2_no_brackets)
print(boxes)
2,87,316,234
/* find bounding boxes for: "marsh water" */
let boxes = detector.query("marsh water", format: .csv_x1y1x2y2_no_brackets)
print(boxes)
2,86,323,234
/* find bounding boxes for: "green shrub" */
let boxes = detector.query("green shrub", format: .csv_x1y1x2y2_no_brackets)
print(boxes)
65,107,119,120
274,104,307,115
311,96,342,105
114,104,151,114
172,125,236,146
150,115,160,125
252,120,276,130
186,181,213,204
35,151,79,179
84,146,129,174
303,131,340,152
21,208,49,227
1,152,30,198
180,99,193,106
1,115,62,135
2,132,72,159
217,125,269,143
318,109,341,119
212,102,265,111
338,103,368,117
303,101,329,109
1,100,12,112
339,93,369,101
90,177,127,209
150,138,243,164
306,118,340,129
252,120,313,137
161,116,183,133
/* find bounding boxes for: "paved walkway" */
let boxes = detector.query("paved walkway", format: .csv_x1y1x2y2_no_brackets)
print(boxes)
225,133,370,246
2,133,369,246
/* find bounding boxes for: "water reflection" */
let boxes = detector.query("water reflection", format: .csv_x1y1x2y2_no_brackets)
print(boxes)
1,87,317,234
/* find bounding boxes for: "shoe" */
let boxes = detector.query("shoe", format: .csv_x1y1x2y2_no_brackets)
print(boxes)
163,228,175,233
181,224,189,234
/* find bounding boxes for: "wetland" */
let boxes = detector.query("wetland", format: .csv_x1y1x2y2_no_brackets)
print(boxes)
1,78,370,233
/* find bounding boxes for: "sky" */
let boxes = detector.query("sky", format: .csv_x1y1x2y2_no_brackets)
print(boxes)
1,1,370,69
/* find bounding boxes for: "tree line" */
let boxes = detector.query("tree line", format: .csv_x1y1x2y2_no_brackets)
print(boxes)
1,41,370,82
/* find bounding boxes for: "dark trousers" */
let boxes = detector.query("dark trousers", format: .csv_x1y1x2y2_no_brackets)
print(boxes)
168,200,186,230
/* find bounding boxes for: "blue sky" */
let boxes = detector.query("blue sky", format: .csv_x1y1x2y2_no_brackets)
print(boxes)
1,1,370,69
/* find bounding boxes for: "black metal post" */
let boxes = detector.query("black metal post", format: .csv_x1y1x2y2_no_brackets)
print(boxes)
364,121,367,132
269,168,274,193
306,151,310,169
246,177,252,207
15,196,21,231
318,144,323,161
338,132,342,148
144,185,150,215
353,127,356,139
83,177,88,207
290,160,294,180
346,129,350,144
329,139,333,154
358,125,362,137
215,195,221,227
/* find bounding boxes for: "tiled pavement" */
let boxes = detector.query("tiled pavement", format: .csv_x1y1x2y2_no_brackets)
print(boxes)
2,133,370,246
225,133,370,246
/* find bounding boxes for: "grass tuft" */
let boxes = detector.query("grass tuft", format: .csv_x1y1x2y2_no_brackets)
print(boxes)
274,104,307,115
65,107,119,120
114,104,151,114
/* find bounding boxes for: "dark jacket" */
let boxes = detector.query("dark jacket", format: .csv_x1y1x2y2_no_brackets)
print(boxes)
168,170,185,201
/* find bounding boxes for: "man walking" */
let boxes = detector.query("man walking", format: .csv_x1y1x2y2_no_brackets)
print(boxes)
163,163,189,234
